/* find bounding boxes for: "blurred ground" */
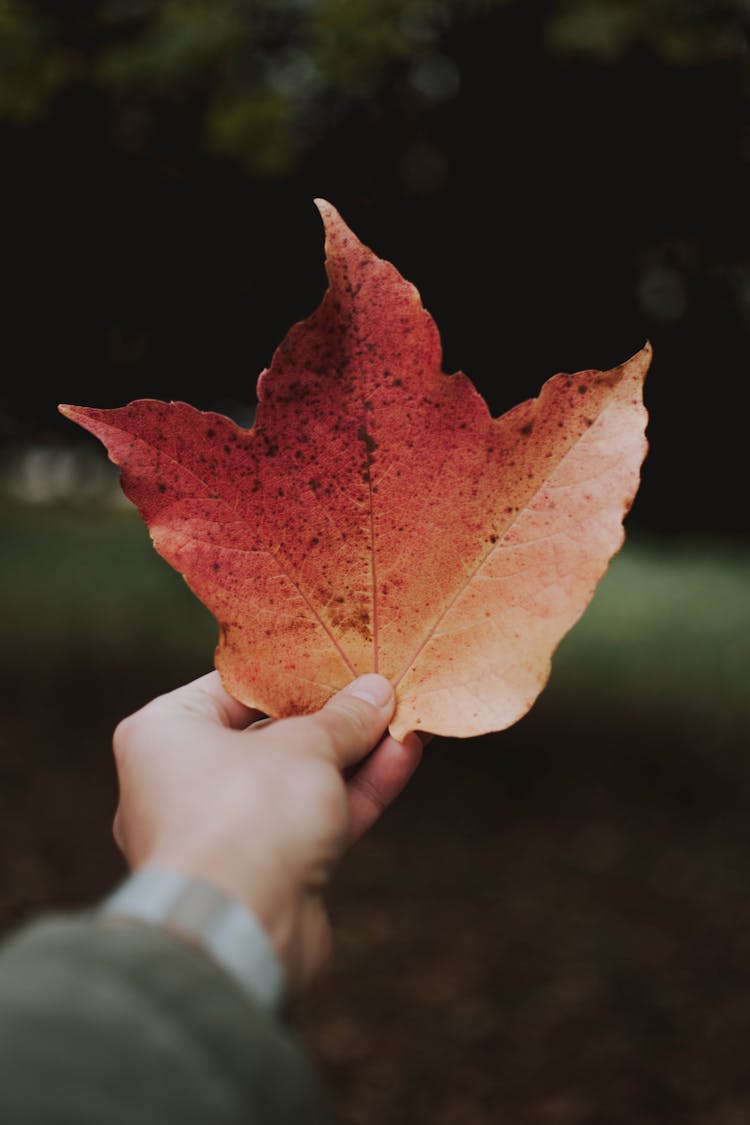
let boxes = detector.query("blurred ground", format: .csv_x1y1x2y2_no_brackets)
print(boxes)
297,720,750,1125
2,499,750,1123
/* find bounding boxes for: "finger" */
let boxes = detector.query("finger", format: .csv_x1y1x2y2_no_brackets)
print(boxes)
246,716,277,732
346,732,423,844
297,674,395,771
112,807,125,854
145,670,265,730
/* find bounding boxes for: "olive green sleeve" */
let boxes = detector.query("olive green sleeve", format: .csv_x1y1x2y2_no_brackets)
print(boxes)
0,913,332,1125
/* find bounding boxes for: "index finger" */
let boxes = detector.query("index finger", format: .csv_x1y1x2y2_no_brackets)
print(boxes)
346,731,424,843
150,670,266,731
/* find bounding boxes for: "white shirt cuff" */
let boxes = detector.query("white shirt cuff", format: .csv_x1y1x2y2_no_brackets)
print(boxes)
98,867,286,1014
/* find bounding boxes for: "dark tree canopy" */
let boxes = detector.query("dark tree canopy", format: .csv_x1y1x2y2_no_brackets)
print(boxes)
1,0,748,536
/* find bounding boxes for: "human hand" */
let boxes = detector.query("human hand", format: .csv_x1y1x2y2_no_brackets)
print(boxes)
111,672,423,992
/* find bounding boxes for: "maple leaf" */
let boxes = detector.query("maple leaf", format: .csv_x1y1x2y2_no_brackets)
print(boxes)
59,200,650,740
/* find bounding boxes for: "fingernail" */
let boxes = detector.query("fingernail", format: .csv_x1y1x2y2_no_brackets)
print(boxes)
345,674,394,709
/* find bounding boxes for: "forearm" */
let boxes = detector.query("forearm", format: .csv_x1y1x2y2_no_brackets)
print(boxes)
0,901,331,1125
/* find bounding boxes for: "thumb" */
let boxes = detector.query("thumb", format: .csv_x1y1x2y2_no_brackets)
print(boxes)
300,674,395,771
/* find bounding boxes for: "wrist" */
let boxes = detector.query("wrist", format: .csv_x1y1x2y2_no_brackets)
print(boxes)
131,848,301,978
98,866,287,1013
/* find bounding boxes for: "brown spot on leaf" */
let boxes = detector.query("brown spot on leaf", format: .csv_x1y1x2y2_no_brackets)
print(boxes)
357,425,378,455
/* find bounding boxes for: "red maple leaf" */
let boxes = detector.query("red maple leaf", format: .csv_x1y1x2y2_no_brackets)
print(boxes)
60,200,650,739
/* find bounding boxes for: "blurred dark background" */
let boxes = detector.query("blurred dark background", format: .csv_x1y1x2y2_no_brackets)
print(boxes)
1,3,750,1122
1,0,749,538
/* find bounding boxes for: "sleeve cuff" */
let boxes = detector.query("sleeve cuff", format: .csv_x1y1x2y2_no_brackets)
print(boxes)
97,867,286,1015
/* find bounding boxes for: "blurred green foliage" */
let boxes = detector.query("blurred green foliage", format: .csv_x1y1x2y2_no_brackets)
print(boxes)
2,498,748,741
1,499,215,668
0,1,78,120
545,0,750,64
1,0,747,175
